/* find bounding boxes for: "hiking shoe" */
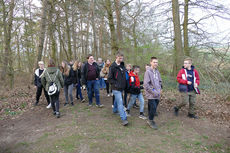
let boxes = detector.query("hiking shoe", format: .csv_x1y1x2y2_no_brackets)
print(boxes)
133,103,139,109
56,112,60,118
76,97,80,100
126,110,131,117
188,113,199,119
147,120,158,130
46,103,51,109
81,99,85,103
53,111,56,115
71,102,74,106
139,114,147,120
34,102,38,106
64,103,68,106
174,107,179,116
96,104,104,108
122,120,129,126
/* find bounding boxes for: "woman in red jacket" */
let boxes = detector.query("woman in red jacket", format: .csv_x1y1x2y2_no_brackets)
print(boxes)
174,58,200,119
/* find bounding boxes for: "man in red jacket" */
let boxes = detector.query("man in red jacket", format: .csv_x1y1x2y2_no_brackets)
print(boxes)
174,58,200,119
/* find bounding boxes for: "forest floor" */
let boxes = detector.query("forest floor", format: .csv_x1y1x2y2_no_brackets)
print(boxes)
0,82,230,153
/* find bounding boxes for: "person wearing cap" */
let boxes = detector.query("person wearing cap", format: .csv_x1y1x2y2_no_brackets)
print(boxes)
34,61,51,108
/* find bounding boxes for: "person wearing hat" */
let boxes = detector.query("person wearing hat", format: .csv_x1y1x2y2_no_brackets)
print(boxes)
34,61,51,108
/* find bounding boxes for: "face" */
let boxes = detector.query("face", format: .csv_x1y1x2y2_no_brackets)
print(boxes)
116,56,124,63
134,68,140,74
184,60,192,68
126,65,131,71
98,58,103,64
69,61,73,65
78,62,81,67
61,62,65,68
150,59,158,69
106,60,111,65
39,64,44,69
88,56,94,63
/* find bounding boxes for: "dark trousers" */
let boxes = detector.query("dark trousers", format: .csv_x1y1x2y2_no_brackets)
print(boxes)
36,86,50,104
104,80,111,94
50,92,60,113
76,80,83,100
148,99,159,120
124,91,128,108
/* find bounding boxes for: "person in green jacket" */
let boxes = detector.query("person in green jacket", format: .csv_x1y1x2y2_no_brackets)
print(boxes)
41,59,64,118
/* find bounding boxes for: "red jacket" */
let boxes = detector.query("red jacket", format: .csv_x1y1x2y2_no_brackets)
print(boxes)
129,71,140,87
177,67,200,85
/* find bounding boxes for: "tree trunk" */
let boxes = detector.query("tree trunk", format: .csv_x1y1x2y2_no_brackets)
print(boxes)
114,0,123,46
34,0,48,69
183,0,189,56
172,0,184,76
105,0,118,56
91,0,98,58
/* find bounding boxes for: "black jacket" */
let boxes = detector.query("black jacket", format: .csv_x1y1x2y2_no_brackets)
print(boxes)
73,69,78,84
63,66,75,86
108,61,127,91
34,68,44,88
81,62,100,85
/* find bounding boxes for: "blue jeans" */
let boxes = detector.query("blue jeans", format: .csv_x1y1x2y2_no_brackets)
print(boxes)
76,80,83,100
112,90,127,121
99,78,106,89
87,80,100,105
127,93,145,113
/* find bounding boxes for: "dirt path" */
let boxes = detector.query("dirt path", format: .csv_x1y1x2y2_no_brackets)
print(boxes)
0,90,229,153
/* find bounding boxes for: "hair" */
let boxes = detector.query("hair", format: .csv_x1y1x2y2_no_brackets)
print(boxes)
116,51,124,57
78,62,82,68
184,57,192,63
48,59,55,67
105,59,111,66
62,61,70,76
87,54,93,59
132,65,140,70
150,56,158,62
38,61,44,65
73,60,78,71
146,64,150,66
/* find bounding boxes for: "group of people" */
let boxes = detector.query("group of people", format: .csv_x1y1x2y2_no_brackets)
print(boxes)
34,52,200,129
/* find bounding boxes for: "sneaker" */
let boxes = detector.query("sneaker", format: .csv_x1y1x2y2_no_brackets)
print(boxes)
96,104,104,108
71,102,74,106
56,112,60,118
147,120,158,130
107,94,110,97
110,93,113,96
46,103,52,109
122,120,129,126
174,107,179,116
34,102,38,106
112,105,114,108
139,114,147,120
64,103,68,106
133,103,139,109
53,111,56,115
126,110,131,117
76,97,80,100
123,107,127,111
188,113,199,119
88,104,93,107
81,99,85,103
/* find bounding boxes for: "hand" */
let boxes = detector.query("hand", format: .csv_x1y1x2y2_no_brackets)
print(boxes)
34,86,37,89
187,81,192,85
82,85,86,90
194,83,198,88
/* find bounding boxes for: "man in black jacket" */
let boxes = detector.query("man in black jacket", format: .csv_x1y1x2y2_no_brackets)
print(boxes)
34,61,50,107
108,52,128,126
81,54,104,108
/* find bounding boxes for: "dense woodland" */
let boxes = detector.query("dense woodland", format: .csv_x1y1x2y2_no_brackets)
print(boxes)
0,0,230,92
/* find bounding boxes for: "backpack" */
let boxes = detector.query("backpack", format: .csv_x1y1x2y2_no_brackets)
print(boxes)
46,70,59,96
